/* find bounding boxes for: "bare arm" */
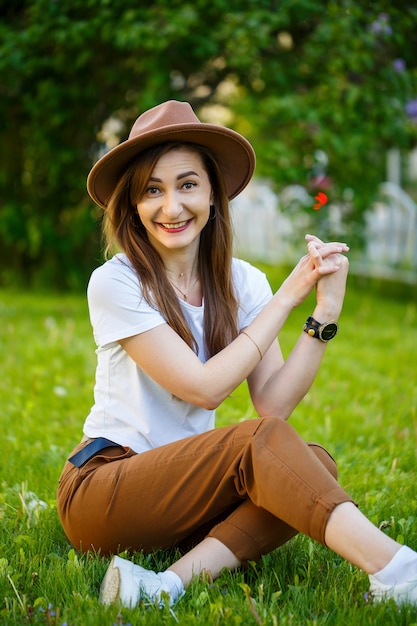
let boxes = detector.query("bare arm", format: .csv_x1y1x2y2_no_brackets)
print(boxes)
247,236,349,418
120,237,348,411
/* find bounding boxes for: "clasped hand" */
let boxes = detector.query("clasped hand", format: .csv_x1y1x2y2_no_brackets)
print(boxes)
279,234,349,317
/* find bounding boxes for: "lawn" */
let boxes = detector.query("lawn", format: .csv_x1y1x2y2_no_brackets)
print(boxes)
1,265,416,625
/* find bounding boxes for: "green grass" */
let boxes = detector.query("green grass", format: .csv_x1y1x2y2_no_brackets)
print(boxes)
1,266,417,625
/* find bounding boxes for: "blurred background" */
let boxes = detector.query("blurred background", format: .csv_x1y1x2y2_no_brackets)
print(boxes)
1,0,416,290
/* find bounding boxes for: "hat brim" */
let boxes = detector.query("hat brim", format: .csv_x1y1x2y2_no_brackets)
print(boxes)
87,123,256,209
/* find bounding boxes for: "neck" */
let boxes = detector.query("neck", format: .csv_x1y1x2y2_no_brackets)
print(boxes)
165,257,201,305
164,251,199,283
167,264,199,287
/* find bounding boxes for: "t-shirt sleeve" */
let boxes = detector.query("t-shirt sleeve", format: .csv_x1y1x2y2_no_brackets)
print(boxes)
87,257,166,347
233,259,273,330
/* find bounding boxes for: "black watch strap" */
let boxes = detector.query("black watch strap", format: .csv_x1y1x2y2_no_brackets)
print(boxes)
303,316,338,342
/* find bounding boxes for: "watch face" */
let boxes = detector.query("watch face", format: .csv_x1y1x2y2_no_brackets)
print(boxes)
320,322,338,341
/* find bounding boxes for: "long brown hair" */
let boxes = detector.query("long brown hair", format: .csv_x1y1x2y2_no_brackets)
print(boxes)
103,142,239,358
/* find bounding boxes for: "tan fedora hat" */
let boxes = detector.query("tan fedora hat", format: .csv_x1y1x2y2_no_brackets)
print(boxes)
87,100,256,209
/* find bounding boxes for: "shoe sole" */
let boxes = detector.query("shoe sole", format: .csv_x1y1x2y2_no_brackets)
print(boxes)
99,556,121,605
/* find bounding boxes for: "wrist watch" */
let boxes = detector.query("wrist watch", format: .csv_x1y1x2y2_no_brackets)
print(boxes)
303,316,338,342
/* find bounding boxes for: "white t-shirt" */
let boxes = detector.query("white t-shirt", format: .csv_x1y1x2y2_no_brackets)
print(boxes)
83,253,272,453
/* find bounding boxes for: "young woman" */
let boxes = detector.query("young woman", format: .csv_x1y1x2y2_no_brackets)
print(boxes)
57,100,417,609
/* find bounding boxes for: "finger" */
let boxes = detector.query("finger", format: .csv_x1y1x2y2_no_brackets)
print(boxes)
307,242,344,278
310,241,350,254
316,263,341,276
307,240,349,258
307,240,323,265
306,240,341,262
305,234,349,252
307,241,334,273
305,233,324,246
305,233,323,241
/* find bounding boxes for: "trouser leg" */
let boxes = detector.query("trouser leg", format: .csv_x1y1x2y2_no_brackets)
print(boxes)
207,442,340,561
57,417,353,558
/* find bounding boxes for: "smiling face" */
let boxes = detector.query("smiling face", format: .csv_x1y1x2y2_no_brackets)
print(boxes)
135,146,213,260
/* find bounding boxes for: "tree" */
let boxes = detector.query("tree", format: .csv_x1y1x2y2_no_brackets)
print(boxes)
1,0,416,288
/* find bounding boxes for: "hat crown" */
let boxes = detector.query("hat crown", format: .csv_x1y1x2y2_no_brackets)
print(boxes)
87,99,255,208
129,101,199,140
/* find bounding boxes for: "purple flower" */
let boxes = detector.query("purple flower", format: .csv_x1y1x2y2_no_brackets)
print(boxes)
406,99,417,120
370,13,392,36
393,58,406,72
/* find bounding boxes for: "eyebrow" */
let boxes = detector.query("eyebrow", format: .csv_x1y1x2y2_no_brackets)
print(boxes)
149,170,200,182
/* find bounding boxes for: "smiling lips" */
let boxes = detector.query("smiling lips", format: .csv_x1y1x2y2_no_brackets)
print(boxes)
158,219,191,232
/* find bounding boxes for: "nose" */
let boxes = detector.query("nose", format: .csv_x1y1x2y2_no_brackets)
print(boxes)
161,190,183,220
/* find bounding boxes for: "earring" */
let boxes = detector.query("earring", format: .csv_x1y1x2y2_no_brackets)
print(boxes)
209,204,216,220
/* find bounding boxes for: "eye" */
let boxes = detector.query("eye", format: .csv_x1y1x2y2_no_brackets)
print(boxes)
146,186,160,195
182,181,196,190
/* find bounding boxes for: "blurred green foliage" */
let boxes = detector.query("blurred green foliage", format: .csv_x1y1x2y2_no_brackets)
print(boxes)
1,0,416,288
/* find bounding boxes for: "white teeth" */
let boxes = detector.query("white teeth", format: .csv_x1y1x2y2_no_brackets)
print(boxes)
161,221,188,229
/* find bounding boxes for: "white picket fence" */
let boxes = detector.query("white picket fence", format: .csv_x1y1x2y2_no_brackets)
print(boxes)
231,180,417,285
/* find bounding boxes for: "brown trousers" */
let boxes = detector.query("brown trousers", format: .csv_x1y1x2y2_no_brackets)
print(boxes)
57,417,353,561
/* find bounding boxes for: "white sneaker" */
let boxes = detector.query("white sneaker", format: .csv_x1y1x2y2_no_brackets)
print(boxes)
99,555,173,608
369,573,417,605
